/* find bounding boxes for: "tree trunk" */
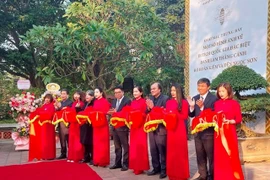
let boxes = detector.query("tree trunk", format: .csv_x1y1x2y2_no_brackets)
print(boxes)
235,91,247,100
29,73,44,88
235,91,241,99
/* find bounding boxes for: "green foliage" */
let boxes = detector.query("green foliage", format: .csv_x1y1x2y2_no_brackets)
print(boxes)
0,119,16,124
134,60,185,95
211,65,268,94
240,94,270,112
0,0,71,87
0,73,44,120
147,0,185,34
239,94,270,123
0,74,17,120
23,0,181,91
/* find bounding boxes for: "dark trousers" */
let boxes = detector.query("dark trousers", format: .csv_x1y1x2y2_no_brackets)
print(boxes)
112,130,129,167
149,132,167,173
59,122,69,155
83,144,93,161
194,131,214,179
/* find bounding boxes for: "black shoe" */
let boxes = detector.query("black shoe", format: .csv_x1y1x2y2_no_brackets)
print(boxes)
159,173,167,179
194,176,207,180
147,169,160,176
56,154,66,159
79,159,90,163
121,165,128,171
109,164,122,169
89,160,93,165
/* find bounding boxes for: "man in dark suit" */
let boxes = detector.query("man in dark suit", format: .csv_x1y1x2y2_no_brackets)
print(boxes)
109,86,131,171
146,82,169,179
187,78,217,180
55,89,73,159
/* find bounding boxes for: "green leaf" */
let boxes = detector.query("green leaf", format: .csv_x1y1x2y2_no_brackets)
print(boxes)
82,72,86,81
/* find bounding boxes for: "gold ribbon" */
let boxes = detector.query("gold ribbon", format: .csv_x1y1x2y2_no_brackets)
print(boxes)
110,117,130,129
76,115,91,124
28,115,40,136
38,120,52,126
143,114,166,133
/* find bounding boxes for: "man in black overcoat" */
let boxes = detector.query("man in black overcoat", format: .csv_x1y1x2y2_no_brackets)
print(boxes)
146,82,169,179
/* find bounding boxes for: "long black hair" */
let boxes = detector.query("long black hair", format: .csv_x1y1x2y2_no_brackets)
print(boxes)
95,87,106,98
73,90,85,102
171,83,185,111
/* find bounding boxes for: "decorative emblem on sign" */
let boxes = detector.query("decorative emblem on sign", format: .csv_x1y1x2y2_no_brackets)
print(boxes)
46,83,60,92
219,8,225,25
215,6,232,26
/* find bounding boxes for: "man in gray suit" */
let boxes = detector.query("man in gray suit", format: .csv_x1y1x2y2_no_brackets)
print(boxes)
146,82,169,179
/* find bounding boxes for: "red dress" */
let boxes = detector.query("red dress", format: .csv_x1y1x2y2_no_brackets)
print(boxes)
29,103,55,161
129,98,149,174
40,103,56,159
214,99,244,180
68,101,85,162
92,97,110,166
29,108,42,161
166,99,189,180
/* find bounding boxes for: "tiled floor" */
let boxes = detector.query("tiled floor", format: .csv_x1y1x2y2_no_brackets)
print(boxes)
0,139,269,180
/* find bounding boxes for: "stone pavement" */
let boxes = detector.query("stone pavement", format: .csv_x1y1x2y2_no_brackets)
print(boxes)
0,139,269,180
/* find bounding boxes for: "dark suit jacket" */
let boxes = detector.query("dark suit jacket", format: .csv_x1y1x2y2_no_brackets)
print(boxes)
148,94,169,135
189,92,217,135
59,99,73,109
111,96,131,131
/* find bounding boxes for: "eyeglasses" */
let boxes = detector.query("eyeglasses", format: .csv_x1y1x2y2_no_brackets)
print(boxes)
114,91,122,94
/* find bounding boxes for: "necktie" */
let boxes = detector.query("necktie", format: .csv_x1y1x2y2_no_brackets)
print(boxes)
116,99,120,111
200,96,204,101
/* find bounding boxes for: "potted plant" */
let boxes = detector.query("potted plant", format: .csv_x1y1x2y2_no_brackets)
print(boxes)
211,65,270,163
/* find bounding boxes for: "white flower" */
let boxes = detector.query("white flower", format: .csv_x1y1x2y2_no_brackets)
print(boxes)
129,49,136,55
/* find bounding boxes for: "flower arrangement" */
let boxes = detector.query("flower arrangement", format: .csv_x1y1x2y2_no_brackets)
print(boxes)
9,92,37,115
13,121,30,137
9,91,38,150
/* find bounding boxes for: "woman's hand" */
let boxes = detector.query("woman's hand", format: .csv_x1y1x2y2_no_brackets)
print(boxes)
54,101,61,109
75,100,81,108
223,119,236,124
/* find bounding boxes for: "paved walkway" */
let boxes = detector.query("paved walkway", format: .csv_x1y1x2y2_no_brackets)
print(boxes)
0,139,269,180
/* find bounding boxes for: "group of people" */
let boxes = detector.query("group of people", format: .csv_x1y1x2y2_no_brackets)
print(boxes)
28,78,244,180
